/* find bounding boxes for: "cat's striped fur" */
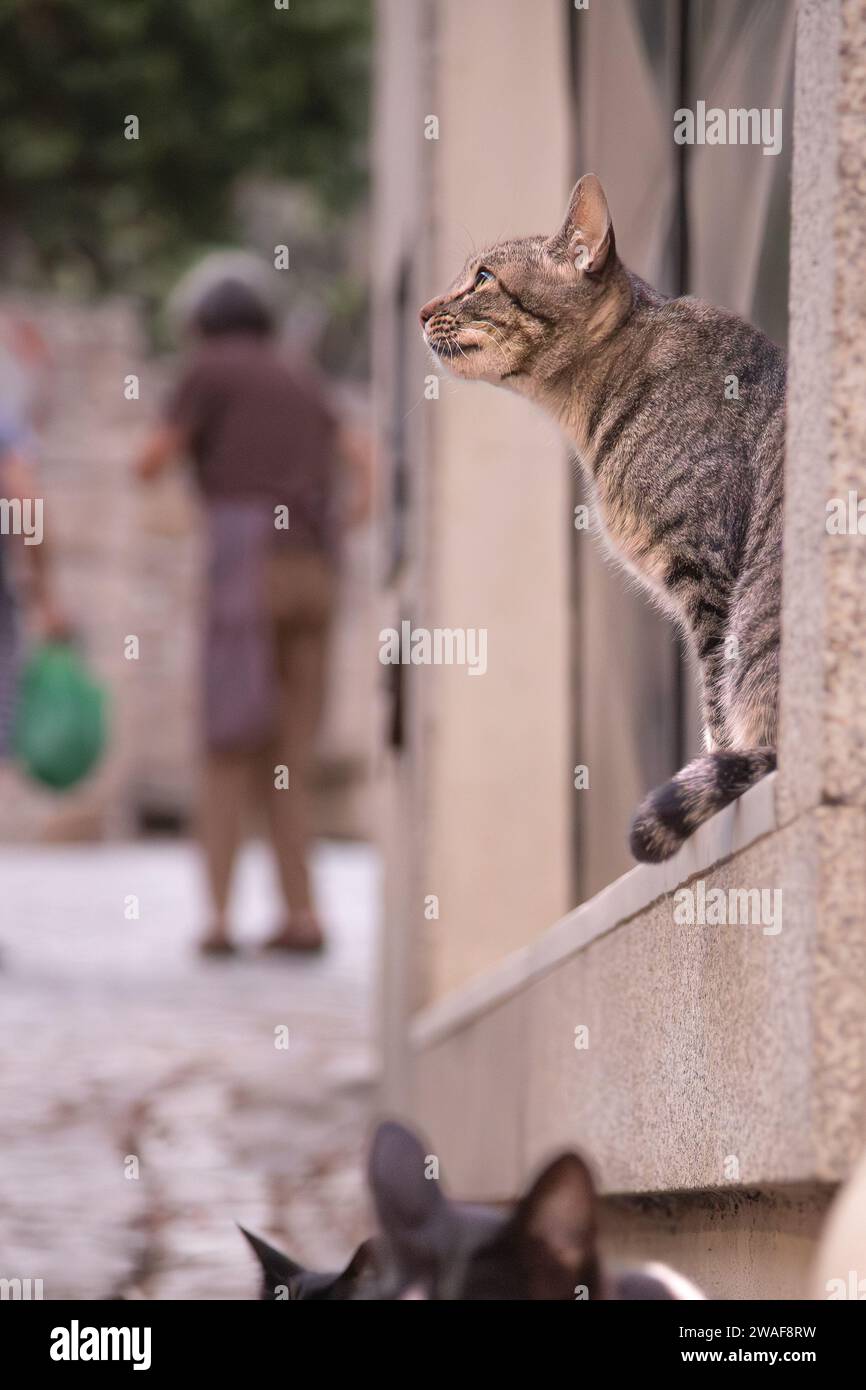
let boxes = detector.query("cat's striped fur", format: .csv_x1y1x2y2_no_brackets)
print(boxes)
420,174,784,862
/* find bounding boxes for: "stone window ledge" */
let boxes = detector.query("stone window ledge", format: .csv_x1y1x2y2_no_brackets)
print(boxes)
412,772,778,1050
410,773,866,1200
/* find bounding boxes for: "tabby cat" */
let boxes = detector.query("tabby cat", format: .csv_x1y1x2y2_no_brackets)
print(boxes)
420,175,784,862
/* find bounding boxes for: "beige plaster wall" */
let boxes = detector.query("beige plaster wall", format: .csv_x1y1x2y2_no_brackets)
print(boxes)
422,0,573,1000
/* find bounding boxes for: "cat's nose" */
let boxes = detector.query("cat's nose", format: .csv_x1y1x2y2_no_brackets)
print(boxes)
419,297,439,328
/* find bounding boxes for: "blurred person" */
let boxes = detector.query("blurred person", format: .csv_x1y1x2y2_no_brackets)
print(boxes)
1,313,68,768
0,431,67,766
0,313,51,444
0,430,26,765
135,276,370,957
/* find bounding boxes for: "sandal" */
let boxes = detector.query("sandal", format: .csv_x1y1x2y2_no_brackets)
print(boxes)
198,934,238,957
262,916,325,954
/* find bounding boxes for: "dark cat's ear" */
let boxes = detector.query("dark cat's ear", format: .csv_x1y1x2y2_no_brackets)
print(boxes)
238,1225,304,1300
368,1120,447,1236
551,174,614,273
509,1152,599,1299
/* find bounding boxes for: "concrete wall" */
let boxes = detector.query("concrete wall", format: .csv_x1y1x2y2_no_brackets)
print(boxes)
602,1187,833,1302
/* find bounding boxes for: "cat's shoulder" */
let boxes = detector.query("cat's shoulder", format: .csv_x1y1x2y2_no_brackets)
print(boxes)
637,288,785,377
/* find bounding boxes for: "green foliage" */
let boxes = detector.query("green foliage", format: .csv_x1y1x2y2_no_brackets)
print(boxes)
0,0,371,292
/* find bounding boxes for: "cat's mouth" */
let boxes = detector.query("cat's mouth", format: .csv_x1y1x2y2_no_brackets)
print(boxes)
425,332,499,378
428,337,482,357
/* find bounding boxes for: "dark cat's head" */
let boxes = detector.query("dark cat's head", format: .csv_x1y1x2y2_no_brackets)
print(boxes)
368,1121,602,1300
419,174,630,392
239,1225,382,1301
240,1124,703,1300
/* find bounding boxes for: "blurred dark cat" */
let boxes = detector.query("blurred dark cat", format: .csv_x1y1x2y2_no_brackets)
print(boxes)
420,175,785,863
367,1122,703,1300
242,1122,703,1301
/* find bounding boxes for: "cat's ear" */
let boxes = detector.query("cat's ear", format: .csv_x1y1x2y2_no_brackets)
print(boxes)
368,1120,447,1237
509,1152,598,1299
551,174,614,273
238,1225,304,1299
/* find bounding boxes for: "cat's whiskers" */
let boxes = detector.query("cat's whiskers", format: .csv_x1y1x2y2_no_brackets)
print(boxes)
462,321,515,377
454,339,474,368
427,320,514,380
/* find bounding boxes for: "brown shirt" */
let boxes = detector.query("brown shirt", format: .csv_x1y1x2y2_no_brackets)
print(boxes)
167,335,339,554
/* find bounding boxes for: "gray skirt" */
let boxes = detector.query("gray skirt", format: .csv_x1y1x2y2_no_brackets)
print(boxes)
203,499,279,753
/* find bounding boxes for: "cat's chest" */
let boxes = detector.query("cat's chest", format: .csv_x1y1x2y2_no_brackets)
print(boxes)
589,476,672,595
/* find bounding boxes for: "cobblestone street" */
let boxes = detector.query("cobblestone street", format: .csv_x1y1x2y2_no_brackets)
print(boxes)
0,840,379,1300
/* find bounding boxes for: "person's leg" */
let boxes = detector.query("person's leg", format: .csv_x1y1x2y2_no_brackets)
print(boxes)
262,550,334,948
198,749,251,951
266,627,328,914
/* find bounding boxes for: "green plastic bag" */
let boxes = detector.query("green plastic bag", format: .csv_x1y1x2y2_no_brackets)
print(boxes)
12,641,107,790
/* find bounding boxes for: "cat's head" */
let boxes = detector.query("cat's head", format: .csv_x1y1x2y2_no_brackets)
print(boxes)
368,1120,602,1300
419,174,629,392
239,1225,383,1301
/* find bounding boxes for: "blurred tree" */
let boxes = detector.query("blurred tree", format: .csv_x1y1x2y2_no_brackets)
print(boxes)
0,0,371,293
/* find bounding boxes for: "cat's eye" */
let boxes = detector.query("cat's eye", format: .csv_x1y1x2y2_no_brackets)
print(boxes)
472,268,495,289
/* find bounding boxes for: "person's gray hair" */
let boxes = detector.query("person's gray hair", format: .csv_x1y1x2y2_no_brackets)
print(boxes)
168,251,284,336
